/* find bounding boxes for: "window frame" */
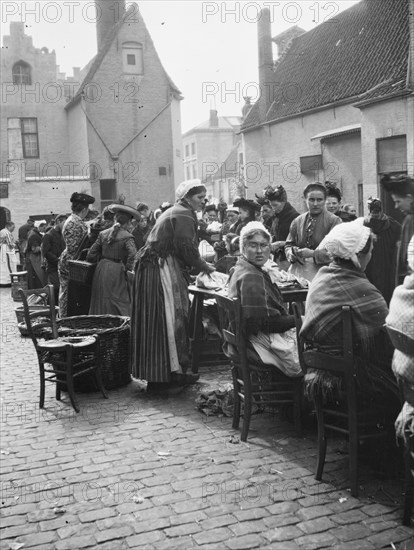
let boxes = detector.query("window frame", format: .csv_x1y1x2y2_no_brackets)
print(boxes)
21,118,39,159
122,42,144,75
13,61,32,85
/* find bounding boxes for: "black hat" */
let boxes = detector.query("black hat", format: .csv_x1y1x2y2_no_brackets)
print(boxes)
70,192,95,205
233,198,261,211
108,204,141,220
325,182,342,202
204,204,218,213
380,174,414,196
254,193,270,206
262,185,287,202
367,196,382,213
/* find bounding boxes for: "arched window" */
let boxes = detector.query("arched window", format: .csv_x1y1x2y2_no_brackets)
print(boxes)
12,61,32,85
122,42,143,75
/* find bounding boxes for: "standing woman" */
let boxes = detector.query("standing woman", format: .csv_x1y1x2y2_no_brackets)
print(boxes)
285,182,341,281
58,192,95,317
233,198,261,235
131,179,215,389
87,205,138,316
0,221,18,286
26,220,47,289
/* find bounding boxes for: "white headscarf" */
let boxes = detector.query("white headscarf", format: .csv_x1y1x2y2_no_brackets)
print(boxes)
175,179,206,200
34,219,47,229
407,235,414,272
319,217,371,268
239,221,271,252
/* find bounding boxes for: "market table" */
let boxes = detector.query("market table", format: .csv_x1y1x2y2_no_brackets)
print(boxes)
188,284,308,373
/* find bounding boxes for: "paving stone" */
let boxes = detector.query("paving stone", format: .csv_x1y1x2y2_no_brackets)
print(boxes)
296,504,334,521
335,524,373,542
368,527,414,547
263,514,300,529
79,507,117,523
331,508,368,524
297,516,336,534
266,501,299,515
55,535,96,549
263,525,303,542
126,530,165,547
12,530,58,547
296,532,338,549
164,522,202,537
192,527,233,545
332,542,375,550
226,533,263,549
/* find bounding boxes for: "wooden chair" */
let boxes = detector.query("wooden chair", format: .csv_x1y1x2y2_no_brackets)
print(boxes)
385,325,414,526
19,285,108,413
215,293,304,442
301,306,393,497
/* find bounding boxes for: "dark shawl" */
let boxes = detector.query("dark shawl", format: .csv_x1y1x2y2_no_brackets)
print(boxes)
301,259,398,403
365,215,401,304
142,199,208,274
270,202,300,241
228,257,294,334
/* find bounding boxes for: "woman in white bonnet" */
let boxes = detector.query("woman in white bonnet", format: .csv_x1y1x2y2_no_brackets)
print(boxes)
131,179,215,391
301,218,399,405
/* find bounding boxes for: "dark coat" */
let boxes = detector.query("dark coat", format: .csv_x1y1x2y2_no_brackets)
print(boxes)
41,228,65,273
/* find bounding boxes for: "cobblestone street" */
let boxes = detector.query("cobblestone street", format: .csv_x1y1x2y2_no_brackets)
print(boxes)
1,287,413,549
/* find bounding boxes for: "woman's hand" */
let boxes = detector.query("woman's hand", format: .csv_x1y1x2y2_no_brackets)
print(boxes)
270,241,285,252
204,263,216,274
297,248,314,259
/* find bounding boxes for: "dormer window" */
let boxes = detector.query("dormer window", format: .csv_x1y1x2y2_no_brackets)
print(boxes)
13,61,32,85
122,42,143,75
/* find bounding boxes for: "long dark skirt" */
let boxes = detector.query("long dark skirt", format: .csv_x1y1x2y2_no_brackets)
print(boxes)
89,259,130,316
131,254,170,383
130,250,190,383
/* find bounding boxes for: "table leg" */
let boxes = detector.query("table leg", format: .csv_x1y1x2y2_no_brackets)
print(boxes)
189,293,204,373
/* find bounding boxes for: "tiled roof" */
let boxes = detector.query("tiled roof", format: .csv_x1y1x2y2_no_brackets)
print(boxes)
66,4,181,110
242,0,410,131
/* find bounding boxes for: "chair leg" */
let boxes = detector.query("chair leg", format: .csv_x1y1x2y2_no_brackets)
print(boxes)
39,361,45,409
65,348,80,414
314,397,327,481
94,365,108,400
293,381,302,437
348,401,359,498
241,378,253,442
403,434,413,526
232,364,241,430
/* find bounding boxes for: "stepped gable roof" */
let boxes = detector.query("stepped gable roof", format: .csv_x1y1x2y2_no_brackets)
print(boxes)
242,0,410,131
66,4,181,110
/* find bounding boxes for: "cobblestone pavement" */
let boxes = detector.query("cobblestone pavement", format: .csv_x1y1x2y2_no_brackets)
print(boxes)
1,287,413,550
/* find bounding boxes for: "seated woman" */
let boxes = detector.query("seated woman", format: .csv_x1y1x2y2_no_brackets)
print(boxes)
227,222,303,378
386,236,414,441
300,218,399,403
87,205,138,316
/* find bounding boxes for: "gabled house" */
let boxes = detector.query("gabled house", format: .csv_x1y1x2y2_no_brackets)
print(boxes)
241,0,413,218
0,0,183,229
182,110,242,201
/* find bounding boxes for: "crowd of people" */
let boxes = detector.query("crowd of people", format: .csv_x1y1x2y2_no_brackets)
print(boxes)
0,176,413,407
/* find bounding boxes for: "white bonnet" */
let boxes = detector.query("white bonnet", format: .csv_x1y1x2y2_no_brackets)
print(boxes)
319,217,372,267
408,235,414,272
240,221,271,251
175,179,206,200
34,219,47,228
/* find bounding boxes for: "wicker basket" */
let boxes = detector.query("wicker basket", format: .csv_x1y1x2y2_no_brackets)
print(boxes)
68,261,96,285
48,315,131,391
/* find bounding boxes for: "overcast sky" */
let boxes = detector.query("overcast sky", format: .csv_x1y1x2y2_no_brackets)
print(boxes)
1,1,360,132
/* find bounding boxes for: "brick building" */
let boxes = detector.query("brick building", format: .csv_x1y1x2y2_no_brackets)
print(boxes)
0,0,183,230
240,0,413,219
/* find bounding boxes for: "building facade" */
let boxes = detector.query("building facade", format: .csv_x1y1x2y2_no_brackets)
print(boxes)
182,110,242,202
0,0,183,230
241,0,413,218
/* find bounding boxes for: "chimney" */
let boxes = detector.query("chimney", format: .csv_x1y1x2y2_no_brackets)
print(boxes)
95,0,126,51
257,8,275,120
73,67,80,80
242,97,252,119
209,109,219,128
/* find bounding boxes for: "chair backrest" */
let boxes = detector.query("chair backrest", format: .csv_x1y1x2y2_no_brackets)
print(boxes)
18,285,58,347
215,293,249,366
385,325,414,357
